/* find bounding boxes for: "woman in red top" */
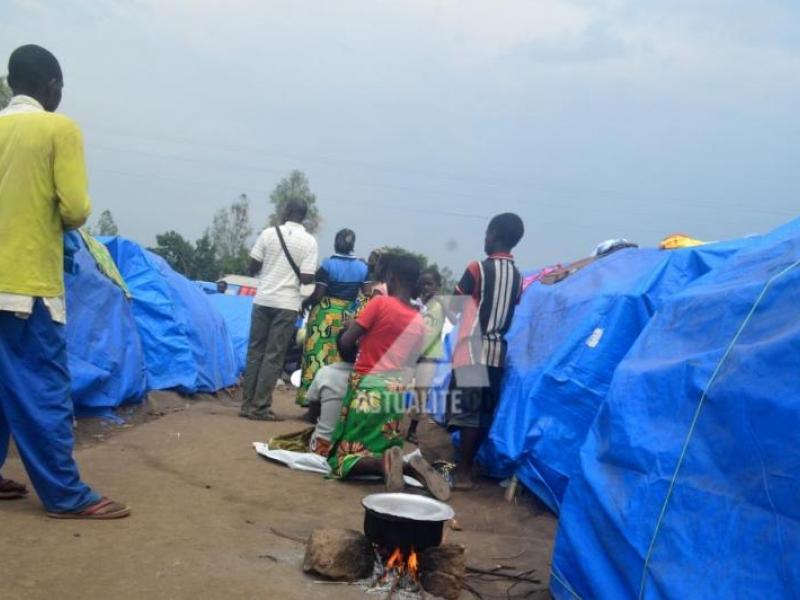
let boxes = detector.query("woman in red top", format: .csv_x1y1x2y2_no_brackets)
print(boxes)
327,255,450,501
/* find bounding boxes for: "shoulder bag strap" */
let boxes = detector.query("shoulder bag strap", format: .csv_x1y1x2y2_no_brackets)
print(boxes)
275,225,302,280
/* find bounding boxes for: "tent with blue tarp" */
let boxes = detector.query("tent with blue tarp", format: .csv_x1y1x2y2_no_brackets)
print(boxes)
550,218,800,599
102,237,239,393
206,293,254,374
64,232,147,417
482,239,750,513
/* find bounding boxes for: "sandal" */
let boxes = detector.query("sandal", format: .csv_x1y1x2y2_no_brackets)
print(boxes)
47,497,131,520
0,477,29,500
383,447,404,493
408,454,451,501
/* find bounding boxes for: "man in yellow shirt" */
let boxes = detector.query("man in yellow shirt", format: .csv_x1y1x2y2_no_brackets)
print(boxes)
0,45,129,519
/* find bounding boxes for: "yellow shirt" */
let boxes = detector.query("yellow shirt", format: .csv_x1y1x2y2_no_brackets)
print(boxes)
0,95,91,299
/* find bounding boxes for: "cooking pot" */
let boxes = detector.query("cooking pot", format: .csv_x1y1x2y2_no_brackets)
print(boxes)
362,493,455,554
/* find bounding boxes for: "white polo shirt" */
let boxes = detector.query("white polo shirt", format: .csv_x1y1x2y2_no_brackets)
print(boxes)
250,221,318,311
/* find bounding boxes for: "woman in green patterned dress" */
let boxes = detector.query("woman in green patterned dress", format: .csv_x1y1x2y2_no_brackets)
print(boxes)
327,255,450,501
296,229,368,406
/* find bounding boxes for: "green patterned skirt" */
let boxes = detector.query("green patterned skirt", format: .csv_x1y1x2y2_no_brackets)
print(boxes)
327,371,408,479
296,296,352,406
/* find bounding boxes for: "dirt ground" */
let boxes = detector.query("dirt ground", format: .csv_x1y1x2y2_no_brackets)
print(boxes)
2,387,557,600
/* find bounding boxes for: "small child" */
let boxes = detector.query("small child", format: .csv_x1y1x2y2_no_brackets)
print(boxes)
448,213,524,490
305,332,358,457
407,267,446,443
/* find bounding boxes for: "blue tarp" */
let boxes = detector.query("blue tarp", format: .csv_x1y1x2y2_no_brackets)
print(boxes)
206,293,253,374
102,237,239,393
551,219,800,599
64,233,147,417
483,240,749,513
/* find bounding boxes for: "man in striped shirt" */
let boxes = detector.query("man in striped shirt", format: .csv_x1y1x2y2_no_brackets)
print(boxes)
448,213,524,490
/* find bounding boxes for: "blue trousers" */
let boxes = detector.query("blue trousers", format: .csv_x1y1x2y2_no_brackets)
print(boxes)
0,300,99,512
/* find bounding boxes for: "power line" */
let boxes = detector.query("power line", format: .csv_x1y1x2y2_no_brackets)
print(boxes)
87,141,797,223
85,125,799,219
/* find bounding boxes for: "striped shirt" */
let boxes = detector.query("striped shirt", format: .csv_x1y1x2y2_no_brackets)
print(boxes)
453,252,522,368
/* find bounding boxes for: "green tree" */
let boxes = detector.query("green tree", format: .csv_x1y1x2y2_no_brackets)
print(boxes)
381,246,456,293
0,76,10,110
150,231,195,277
192,232,219,281
268,170,321,233
96,209,119,236
210,194,252,275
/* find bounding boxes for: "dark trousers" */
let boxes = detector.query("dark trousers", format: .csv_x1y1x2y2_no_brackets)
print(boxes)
446,364,505,430
0,301,99,512
241,304,298,417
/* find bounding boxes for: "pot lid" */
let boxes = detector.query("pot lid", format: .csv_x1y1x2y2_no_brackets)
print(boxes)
362,493,455,522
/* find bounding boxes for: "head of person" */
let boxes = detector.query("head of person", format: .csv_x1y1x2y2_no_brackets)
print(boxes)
216,280,228,294
485,212,525,255
283,198,308,224
385,254,421,298
336,328,358,364
418,267,442,303
7,44,63,112
367,247,388,282
334,228,356,255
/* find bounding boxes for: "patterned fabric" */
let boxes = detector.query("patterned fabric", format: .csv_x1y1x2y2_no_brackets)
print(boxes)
267,426,335,457
296,296,353,405
78,230,130,297
327,370,409,478
420,298,446,361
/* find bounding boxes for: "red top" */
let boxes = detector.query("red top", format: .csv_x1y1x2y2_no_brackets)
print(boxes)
354,295,425,375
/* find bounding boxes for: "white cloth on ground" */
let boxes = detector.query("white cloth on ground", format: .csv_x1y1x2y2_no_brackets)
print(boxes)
253,442,424,488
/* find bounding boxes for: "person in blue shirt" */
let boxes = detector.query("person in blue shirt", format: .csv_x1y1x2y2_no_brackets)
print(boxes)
296,229,368,407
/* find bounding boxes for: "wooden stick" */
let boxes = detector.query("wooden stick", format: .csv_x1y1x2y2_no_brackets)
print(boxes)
466,566,542,584
462,581,487,600
269,527,306,545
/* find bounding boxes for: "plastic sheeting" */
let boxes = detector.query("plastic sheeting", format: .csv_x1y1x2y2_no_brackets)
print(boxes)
551,219,800,600
206,293,254,374
102,237,239,393
483,240,749,513
65,232,147,417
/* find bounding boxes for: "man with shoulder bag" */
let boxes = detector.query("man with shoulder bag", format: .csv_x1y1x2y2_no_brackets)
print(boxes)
240,198,318,421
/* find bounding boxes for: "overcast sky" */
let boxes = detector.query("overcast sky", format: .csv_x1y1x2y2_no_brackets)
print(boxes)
2,0,798,271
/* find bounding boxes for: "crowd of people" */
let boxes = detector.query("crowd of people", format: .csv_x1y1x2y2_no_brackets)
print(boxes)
244,193,525,496
0,43,525,519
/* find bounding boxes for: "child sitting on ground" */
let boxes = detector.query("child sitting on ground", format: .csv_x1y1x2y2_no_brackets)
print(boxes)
305,332,357,457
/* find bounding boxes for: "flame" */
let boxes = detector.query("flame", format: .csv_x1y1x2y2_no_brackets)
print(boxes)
386,547,404,570
384,547,420,581
407,548,419,579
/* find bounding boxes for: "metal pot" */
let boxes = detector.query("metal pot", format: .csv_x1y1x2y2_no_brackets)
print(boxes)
362,493,455,554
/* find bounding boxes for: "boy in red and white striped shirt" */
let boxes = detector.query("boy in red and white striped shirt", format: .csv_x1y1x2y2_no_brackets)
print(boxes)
448,213,525,490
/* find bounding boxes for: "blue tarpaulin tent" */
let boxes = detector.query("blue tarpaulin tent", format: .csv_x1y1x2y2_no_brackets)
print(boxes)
482,240,749,513
551,219,800,599
102,237,239,394
206,293,253,374
65,232,147,417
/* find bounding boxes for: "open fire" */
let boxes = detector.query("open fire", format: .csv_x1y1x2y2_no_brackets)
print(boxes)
375,546,422,595
383,546,420,581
